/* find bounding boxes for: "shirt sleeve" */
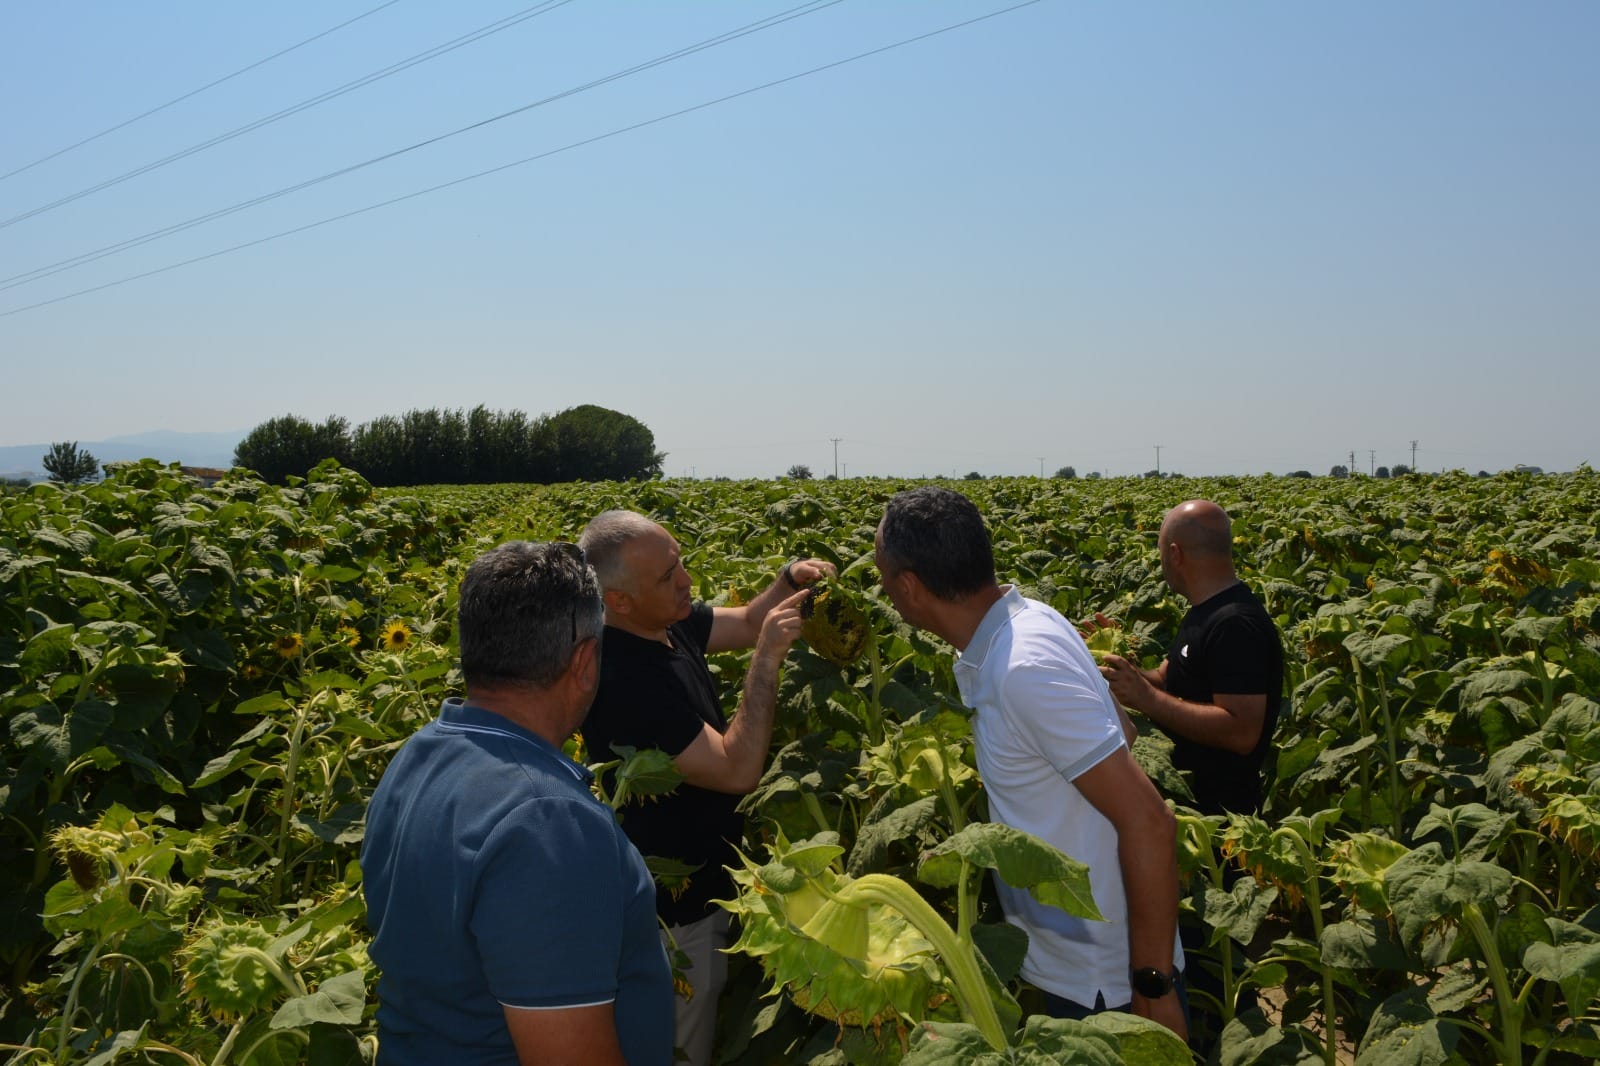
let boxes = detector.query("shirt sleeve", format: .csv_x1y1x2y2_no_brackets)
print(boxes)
682,602,715,654
471,796,630,1009
998,657,1125,783
1201,608,1279,696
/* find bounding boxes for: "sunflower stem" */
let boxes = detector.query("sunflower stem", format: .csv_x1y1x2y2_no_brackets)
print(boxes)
833,874,1009,1051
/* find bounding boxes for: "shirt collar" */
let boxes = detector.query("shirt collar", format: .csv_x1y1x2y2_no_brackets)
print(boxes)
954,585,1028,676
437,697,593,784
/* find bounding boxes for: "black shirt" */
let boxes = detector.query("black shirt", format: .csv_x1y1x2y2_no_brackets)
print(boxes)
581,603,743,927
1162,582,1284,815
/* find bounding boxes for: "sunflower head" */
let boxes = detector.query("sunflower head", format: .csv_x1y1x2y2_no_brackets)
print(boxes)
337,623,361,649
273,632,304,660
50,826,114,891
181,921,283,1021
380,622,413,652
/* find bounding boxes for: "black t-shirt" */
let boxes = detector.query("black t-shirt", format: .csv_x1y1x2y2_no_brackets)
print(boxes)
1162,582,1284,816
580,603,744,927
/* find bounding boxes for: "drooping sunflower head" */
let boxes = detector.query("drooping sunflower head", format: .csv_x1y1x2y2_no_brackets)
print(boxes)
380,622,413,652
337,623,361,649
181,921,283,1021
273,632,304,660
50,825,116,891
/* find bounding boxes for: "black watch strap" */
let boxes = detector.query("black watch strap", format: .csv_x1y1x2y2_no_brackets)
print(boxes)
1130,966,1176,998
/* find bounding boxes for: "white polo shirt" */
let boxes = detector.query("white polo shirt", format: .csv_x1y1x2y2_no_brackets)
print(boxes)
953,586,1182,1007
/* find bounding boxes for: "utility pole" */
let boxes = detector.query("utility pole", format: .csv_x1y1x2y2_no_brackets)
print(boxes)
1411,439,1419,470
1369,450,1375,476
1154,445,1162,476
1038,457,1045,478
842,463,847,478
830,438,841,480
1349,450,1357,476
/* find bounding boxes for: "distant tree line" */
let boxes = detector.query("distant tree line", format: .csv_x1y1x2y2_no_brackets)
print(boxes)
233,404,664,486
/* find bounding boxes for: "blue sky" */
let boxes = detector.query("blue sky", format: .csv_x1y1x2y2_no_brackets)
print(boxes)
3,1,1595,477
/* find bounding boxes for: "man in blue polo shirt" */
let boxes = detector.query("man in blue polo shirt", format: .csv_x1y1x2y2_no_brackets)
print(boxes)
362,540,672,1065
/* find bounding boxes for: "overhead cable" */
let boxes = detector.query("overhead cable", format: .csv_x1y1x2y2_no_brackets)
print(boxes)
0,0,577,231
0,0,405,184
0,0,844,294
0,0,1047,320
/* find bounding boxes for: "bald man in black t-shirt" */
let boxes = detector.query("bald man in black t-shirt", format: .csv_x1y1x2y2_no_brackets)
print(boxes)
1097,499,1284,1052
1097,500,1284,815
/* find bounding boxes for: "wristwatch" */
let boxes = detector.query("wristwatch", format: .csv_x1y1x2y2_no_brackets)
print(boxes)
1130,966,1176,998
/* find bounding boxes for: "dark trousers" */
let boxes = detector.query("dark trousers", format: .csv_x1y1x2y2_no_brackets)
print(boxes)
1040,968,1192,1033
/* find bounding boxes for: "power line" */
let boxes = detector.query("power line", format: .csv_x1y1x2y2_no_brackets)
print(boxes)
1,0,1047,320
0,0,845,295
0,0,578,231
0,1,405,184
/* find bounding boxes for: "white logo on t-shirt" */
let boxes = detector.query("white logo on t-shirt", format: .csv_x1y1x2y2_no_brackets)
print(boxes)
1181,644,1189,658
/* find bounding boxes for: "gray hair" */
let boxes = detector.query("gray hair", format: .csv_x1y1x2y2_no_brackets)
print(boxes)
576,509,659,593
880,486,995,600
458,540,602,690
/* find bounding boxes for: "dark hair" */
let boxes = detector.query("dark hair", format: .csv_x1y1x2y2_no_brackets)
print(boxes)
458,541,602,690
880,486,995,600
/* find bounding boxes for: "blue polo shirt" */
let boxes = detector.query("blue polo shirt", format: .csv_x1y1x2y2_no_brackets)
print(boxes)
362,699,672,1065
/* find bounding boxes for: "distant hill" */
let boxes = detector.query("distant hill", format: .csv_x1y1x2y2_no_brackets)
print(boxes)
0,430,245,481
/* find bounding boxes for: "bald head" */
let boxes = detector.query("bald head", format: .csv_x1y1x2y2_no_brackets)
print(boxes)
1161,500,1233,560
577,510,662,593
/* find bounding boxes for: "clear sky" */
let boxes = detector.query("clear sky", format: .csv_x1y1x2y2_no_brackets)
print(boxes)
3,1,1596,478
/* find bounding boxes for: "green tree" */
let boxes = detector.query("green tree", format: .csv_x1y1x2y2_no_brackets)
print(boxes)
786,464,814,480
547,405,664,481
1053,465,1077,479
400,407,468,485
234,415,350,483
41,441,100,484
349,415,407,486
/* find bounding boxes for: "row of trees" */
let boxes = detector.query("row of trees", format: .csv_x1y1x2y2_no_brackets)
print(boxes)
234,404,663,486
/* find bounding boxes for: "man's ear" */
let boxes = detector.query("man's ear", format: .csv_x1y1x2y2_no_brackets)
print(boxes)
602,586,631,617
569,634,600,688
897,568,931,611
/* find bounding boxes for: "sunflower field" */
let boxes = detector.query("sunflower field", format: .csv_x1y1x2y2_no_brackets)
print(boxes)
2,461,1598,1064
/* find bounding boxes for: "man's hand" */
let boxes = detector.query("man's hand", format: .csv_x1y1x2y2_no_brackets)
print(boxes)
753,589,808,667
1131,989,1189,1042
783,558,837,589
1099,654,1157,714
710,560,836,653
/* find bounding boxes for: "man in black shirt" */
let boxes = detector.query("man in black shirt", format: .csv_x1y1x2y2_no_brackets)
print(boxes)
1098,499,1284,1051
1097,499,1284,816
576,510,832,1066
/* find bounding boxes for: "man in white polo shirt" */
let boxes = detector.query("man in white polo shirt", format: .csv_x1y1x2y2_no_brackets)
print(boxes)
874,486,1187,1038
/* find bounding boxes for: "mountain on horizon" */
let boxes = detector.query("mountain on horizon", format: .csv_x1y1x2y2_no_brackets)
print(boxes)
0,430,246,480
